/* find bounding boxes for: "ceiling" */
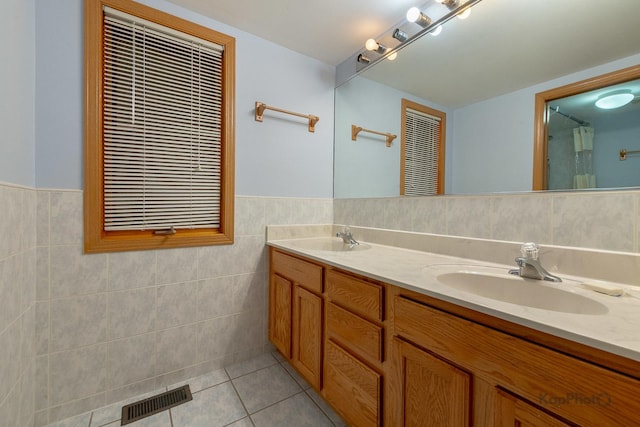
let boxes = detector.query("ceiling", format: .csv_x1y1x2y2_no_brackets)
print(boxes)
164,0,425,66
165,0,640,107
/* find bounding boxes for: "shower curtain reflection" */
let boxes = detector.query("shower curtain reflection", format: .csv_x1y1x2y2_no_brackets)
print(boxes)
547,108,595,190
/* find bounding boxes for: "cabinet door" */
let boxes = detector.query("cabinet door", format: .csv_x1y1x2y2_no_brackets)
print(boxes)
495,389,572,427
292,285,323,389
269,274,292,358
393,338,471,427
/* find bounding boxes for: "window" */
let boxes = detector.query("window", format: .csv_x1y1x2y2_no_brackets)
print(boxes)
84,0,235,253
401,99,446,196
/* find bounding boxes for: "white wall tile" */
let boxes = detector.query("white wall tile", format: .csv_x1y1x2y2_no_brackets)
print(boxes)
491,194,552,243
108,250,156,291
36,191,49,246
49,294,107,352
446,196,492,239
35,246,49,301
156,247,197,286
0,254,22,333
107,333,156,389
108,288,156,340
155,324,197,375
156,281,198,330
50,245,107,298
197,276,235,321
0,186,23,259
48,344,107,407
0,318,22,404
553,193,634,252
236,197,266,236
412,196,447,234
49,191,83,246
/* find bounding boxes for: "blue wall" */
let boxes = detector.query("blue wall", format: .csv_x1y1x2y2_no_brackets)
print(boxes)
33,0,336,197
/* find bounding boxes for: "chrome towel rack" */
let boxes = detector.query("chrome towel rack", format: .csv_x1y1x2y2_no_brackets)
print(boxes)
255,101,319,133
351,124,396,147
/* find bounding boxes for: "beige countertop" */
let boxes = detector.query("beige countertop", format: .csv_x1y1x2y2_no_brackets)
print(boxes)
267,226,640,363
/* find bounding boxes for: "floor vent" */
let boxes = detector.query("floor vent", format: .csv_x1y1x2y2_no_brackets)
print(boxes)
121,384,192,425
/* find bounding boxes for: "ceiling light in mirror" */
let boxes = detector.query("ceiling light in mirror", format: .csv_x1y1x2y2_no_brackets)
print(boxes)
595,90,634,109
430,25,443,36
457,7,472,19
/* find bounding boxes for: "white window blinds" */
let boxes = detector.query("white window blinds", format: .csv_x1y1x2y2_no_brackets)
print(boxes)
103,7,224,231
404,108,441,196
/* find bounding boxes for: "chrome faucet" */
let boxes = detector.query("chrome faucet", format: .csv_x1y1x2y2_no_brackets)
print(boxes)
336,226,359,246
508,242,562,282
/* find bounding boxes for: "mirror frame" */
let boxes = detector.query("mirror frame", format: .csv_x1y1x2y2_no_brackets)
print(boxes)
532,64,640,190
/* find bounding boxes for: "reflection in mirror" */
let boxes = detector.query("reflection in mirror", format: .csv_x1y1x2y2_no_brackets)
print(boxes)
533,65,640,190
334,0,640,198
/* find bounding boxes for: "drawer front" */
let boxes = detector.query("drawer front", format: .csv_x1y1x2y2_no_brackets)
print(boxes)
326,269,383,321
272,250,323,293
327,302,383,363
324,340,382,427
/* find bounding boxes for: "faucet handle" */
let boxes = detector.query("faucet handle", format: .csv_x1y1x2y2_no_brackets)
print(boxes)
520,242,539,260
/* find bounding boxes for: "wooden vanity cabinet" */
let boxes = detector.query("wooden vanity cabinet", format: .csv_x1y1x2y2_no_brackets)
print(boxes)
269,248,640,427
390,291,640,427
269,248,324,389
323,269,386,427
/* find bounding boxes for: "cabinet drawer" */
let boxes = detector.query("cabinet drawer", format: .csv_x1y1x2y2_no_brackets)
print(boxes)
324,340,382,427
327,302,383,363
326,269,383,321
272,250,323,293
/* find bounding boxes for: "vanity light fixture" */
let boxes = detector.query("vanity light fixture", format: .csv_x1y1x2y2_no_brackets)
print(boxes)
595,90,634,109
357,53,371,64
365,38,389,55
434,0,471,19
393,28,409,42
406,7,432,28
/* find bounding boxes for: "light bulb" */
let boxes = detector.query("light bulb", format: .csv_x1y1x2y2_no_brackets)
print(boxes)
406,7,421,23
365,38,379,51
430,25,442,36
387,52,397,61
457,8,471,19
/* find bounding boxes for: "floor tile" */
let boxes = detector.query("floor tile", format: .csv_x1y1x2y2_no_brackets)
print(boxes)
101,411,171,427
306,388,347,426
232,364,302,414
225,417,254,427
46,412,91,427
281,360,311,390
225,353,278,379
89,388,166,427
251,392,334,427
170,368,229,393
271,350,286,362
127,411,171,427
171,381,247,427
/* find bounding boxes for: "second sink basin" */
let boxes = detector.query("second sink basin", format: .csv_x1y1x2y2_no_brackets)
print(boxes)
423,265,608,315
289,238,371,252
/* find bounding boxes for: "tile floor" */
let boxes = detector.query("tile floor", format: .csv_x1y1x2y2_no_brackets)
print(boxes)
45,352,346,427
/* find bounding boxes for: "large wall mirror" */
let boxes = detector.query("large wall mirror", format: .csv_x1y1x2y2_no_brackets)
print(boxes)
334,0,640,198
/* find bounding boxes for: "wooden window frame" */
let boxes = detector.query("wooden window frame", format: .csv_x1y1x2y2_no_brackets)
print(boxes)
84,0,235,253
532,64,640,191
400,98,446,196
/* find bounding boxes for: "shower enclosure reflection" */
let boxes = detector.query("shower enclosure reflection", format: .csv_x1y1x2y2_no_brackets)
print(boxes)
537,71,640,191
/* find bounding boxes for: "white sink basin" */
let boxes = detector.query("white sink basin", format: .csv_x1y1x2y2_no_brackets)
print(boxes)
289,238,371,252
423,265,608,315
